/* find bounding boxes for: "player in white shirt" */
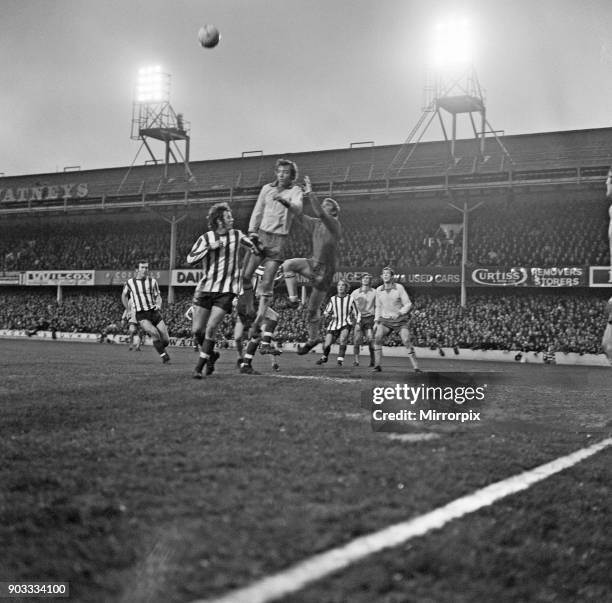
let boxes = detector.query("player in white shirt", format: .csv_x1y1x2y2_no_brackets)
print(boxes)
373,266,421,373
350,273,376,367
239,158,303,330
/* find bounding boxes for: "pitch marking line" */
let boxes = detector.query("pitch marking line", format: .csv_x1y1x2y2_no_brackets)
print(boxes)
193,437,612,603
269,373,361,385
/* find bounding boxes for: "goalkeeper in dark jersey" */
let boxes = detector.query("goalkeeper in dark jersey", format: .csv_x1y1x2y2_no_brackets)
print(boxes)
281,175,342,356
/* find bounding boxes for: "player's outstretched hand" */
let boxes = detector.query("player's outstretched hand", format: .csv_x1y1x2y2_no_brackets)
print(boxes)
303,175,312,194
249,232,264,255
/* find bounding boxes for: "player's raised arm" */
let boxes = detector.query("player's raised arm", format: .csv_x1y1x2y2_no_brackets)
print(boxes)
187,233,210,265
303,175,341,236
303,175,323,217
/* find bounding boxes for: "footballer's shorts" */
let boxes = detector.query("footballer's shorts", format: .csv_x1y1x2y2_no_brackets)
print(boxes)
327,325,351,341
358,315,375,331
136,309,164,327
193,290,235,314
378,316,410,332
309,259,335,291
257,230,289,262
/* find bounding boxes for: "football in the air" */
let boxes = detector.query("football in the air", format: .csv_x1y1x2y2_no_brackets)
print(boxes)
198,24,220,48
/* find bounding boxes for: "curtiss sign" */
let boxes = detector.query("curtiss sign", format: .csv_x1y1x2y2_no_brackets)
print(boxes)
471,267,528,286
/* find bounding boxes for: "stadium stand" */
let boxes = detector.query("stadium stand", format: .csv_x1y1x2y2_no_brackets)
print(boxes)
1,287,608,355
2,126,611,360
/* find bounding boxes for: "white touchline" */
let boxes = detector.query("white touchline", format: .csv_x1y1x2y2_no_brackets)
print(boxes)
192,437,612,603
270,373,360,385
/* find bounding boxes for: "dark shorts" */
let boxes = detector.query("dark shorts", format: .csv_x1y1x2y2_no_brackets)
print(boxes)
309,259,334,291
136,309,164,327
258,230,288,262
327,325,351,340
359,315,375,331
193,290,235,314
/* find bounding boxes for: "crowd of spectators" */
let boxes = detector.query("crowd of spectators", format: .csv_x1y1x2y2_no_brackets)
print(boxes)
1,195,610,272
1,287,608,356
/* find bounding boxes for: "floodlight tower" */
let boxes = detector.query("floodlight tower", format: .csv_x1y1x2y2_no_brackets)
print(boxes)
118,65,194,192
386,18,513,308
386,18,512,177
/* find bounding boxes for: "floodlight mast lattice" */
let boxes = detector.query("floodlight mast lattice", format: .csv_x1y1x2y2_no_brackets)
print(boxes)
118,66,194,193
385,62,512,177
385,21,513,308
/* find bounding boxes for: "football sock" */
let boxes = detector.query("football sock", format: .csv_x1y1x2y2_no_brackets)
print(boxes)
284,272,298,298
338,344,347,360
323,345,331,357
195,354,207,373
203,338,215,356
374,346,382,367
153,340,166,355
407,347,419,369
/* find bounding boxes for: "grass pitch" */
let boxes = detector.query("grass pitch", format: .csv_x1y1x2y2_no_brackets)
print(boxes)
1,339,610,602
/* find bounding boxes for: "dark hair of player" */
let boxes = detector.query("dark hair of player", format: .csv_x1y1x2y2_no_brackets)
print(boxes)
275,158,298,182
207,202,231,231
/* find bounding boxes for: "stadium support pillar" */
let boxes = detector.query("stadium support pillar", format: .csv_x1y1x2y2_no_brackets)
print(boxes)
167,214,187,304
448,195,483,308
148,210,188,305
461,200,468,308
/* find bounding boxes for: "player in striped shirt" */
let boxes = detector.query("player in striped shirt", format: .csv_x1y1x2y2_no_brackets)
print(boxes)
372,266,421,373
121,261,170,363
350,273,376,367
186,202,260,378
316,280,360,367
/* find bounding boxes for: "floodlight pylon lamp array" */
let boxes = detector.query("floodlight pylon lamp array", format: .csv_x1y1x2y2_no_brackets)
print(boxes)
136,65,170,104
429,17,473,72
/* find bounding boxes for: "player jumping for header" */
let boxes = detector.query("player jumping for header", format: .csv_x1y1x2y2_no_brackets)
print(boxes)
283,175,342,356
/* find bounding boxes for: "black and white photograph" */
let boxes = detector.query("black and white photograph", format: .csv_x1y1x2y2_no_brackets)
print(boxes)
1,1,611,601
